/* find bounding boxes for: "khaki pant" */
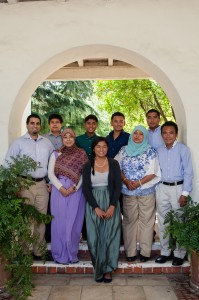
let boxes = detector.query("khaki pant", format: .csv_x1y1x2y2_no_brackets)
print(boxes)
20,179,49,256
122,193,156,257
156,183,186,259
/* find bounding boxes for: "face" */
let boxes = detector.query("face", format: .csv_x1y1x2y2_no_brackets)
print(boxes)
26,117,41,137
132,130,144,144
111,116,125,132
49,118,62,134
62,133,75,148
146,112,160,130
161,126,177,148
85,119,98,134
94,141,108,158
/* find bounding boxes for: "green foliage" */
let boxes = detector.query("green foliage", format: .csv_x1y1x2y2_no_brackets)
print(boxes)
31,81,100,135
0,155,52,300
95,79,175,132
164,197,199,254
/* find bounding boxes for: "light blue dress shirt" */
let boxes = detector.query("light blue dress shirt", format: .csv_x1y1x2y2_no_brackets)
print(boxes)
4,133,54,178
157,141,193,194
43,132,63,150
148,126,164,150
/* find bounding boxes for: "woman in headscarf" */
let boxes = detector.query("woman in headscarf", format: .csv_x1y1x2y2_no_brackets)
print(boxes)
82,137,122,283
48,128,88,264
115,125,161,263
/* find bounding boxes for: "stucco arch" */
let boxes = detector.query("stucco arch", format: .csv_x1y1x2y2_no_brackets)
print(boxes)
10,44,185,141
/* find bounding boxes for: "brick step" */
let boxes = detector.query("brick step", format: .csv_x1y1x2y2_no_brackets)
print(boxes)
32,242,190,275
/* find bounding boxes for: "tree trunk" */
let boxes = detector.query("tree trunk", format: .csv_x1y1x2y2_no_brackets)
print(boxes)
190,251,199,290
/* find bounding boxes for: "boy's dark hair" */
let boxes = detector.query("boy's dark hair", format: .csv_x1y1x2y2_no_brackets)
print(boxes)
161,121,178,134
84,114,98,123
26,114,41,125
48,113,63,124
111,112,125,120
146,109,160,118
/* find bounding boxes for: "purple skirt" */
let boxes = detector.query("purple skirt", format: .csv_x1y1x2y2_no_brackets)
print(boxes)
51,176,85,264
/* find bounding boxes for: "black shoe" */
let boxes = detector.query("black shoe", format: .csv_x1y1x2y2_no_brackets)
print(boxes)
33,254,42,261
70,260,79,264
140,254,149,262
55,261,69,265
95,277,104,283
126,256,136,262
155,255,171,264
45,250,54,261
172,257,184,266
103,274,112,283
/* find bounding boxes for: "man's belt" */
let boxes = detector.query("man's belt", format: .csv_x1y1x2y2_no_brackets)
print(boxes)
161,181,184,186
21,175,44,182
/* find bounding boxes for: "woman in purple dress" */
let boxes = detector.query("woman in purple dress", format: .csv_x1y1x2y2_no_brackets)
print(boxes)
48,128,88,264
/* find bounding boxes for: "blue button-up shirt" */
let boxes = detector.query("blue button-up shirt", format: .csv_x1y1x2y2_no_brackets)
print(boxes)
43,132,63,150
107,130,130,158
157,141,193,194
148,126,164,150
4,133,54,178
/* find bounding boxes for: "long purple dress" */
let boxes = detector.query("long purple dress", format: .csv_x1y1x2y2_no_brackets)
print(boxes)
51,176,85,264
50,144,88,264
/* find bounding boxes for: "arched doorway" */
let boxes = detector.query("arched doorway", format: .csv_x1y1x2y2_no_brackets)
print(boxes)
9,44,185,142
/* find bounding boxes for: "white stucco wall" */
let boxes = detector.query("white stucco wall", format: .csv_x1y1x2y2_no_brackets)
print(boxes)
0,0,199,198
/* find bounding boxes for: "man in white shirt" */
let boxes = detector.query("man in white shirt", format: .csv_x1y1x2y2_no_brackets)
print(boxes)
4,113,54,259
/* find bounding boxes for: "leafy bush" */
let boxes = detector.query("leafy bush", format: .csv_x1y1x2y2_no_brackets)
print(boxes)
164,197,199,254
0,155,51,300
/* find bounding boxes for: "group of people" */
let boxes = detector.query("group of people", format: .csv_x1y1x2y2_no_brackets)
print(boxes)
4,109,193,283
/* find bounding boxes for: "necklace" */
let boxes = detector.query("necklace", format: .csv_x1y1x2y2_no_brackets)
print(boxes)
95,157,107,168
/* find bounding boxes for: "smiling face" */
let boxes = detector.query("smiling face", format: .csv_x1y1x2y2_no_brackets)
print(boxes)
49,118,62,135
146,112,160,131
85,119,98,136
26,117,41,138
132,130,144,144
94,141,108,158
111,116,125,132
62,133,75,148
161,126,177,148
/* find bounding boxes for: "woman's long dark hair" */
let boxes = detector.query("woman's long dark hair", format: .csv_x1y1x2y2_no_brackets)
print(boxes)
91,137,109,175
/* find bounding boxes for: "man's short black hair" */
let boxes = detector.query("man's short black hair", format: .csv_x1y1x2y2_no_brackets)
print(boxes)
48,113,63,124
26,114,41,125
111,112,125,120
161,121,178,134
146,109,160,118
84,114,98,123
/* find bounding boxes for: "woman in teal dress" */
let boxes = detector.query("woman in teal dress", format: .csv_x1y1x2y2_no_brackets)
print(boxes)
82,137,122,283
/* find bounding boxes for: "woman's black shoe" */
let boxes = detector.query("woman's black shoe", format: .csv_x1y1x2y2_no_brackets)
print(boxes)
126,256,136,262
103,277,112,283
95,277,104,283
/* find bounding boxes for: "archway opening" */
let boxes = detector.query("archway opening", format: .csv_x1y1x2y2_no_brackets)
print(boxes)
10,44,185,142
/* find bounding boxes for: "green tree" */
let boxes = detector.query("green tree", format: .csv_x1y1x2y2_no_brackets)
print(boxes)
95,79,175,132
31,81,100,135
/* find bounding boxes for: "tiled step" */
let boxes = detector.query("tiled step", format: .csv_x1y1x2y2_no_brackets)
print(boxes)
32,242,190,275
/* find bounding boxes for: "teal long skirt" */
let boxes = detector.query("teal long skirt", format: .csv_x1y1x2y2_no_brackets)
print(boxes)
86,186,121,281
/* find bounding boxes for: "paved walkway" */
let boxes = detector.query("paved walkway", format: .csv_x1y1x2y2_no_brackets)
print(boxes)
28,274,199,300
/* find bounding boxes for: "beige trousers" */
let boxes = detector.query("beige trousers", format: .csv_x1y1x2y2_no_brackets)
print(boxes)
20,179,49,256
156,183,186,259
122,193,156,257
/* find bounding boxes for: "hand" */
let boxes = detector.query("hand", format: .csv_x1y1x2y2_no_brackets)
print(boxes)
59,186,76,197
131,180,140,190
124,179,135,190
47,184,52,192
95,207,106,219
179,195,187,207
105,205,115,219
